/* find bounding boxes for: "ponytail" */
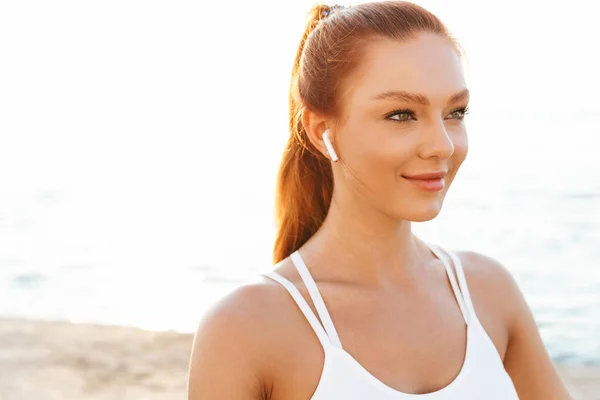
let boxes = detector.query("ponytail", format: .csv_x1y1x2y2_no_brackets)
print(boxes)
273,5,334,263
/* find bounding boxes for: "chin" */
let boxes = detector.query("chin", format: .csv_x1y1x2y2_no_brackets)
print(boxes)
396,200,444,222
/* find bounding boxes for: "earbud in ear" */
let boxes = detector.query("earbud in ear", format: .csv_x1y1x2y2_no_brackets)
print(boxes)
322,129,338,162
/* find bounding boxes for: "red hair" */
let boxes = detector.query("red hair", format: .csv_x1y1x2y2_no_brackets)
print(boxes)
273,2,455,263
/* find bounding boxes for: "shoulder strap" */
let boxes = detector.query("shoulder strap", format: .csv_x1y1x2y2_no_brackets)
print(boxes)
445,248,477,321
261,271,331,349
290,251,343,348
427,243,471,325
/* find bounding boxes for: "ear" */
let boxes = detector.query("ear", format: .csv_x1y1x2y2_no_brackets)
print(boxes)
302,107,332,159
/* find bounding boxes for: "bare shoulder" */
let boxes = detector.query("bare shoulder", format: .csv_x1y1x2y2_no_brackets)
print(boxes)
187,276,297,399
191,275,298,359
195,278,285,340
454,250,522,320
455,250,517,288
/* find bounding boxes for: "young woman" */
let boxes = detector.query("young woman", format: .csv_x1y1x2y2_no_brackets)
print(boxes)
188,2,572,399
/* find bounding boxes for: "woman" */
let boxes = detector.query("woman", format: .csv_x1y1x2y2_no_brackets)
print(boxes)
188,2,572,399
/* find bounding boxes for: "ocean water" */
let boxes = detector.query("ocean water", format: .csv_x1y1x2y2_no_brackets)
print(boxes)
1,116,599,365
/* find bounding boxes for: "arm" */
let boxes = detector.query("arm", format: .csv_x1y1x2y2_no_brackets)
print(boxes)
501,268,573,399
187,284,271,400
464,252,572,399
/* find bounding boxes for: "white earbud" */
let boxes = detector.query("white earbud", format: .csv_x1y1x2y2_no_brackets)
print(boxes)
322,129,338,162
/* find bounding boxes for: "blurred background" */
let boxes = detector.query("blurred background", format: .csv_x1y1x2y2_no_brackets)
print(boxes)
1,0,599,398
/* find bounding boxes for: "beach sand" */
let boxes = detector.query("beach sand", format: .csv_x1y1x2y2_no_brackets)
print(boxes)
0,318,597,399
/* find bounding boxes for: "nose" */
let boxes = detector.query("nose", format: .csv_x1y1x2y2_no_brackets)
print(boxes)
417,119,454,160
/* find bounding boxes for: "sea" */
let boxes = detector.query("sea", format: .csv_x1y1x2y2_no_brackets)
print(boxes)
0,116,598,365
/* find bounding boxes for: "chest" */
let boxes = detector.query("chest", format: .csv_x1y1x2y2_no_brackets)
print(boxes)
269,286,508,400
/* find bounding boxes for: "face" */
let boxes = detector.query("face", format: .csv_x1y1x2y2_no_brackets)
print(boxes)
332,32,469,222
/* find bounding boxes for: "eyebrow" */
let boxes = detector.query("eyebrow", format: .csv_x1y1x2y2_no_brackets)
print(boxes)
372,88,470,105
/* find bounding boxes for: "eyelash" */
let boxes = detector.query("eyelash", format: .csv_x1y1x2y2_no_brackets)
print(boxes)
385,106,470,123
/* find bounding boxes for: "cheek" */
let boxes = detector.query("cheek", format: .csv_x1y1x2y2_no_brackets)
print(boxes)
344,124,414,177
452,130,469,166
447,130,468,183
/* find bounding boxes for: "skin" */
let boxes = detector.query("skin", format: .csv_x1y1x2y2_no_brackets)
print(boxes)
188,32,572,399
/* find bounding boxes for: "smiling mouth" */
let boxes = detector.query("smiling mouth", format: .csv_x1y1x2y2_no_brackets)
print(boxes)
401,172,447,192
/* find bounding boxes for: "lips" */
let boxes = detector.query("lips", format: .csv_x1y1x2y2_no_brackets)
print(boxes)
402,171,447,180
401,171,448,192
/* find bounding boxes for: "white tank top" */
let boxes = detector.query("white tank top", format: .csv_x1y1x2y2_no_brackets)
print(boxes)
261,243,519,399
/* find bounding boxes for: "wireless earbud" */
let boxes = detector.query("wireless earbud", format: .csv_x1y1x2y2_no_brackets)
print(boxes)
322,129,338,162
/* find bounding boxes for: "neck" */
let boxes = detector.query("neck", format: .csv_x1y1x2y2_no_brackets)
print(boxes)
302,190,430,288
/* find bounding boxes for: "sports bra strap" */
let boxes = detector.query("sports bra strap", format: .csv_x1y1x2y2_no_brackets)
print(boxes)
290,251,343,348
445,248,476,322
261,271,332,349
427,243,471,325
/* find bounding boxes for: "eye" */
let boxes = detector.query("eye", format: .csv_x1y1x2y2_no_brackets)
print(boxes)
447,106,469,120
385,109,416,123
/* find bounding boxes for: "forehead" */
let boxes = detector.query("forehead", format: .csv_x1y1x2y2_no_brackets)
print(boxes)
348,33,466,104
